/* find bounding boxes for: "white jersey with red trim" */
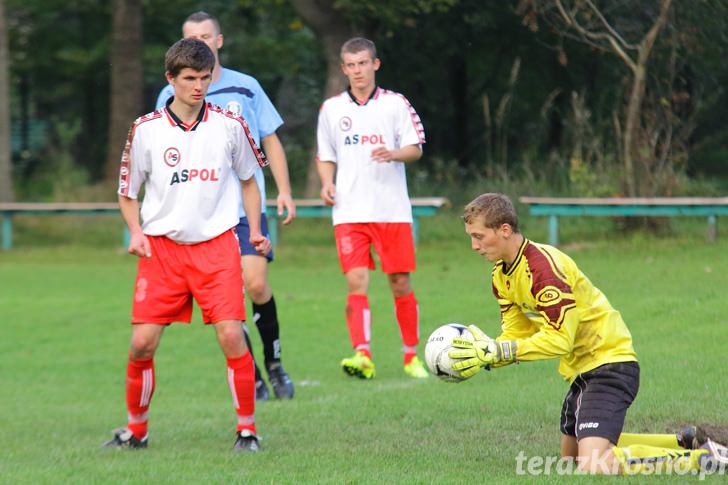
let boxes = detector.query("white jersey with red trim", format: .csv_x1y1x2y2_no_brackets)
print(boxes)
117,102,268,244
316,87,425,224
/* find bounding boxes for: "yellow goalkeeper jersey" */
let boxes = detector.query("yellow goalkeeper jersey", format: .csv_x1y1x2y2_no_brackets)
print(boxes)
492,238,637,383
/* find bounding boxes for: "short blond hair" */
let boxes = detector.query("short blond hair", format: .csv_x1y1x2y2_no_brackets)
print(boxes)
184,11,221,35
463,193,519,232
340,37,376,61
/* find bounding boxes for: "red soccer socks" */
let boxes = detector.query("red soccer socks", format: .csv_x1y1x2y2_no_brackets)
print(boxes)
346,294,371,354
227,352,256,434
395,291,419,350
126,357,154,440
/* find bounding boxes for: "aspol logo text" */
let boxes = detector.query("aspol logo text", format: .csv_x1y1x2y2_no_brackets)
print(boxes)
343,134,386,145
170,168,220,186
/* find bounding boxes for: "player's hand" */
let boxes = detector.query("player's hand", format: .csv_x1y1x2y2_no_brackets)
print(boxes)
320,182,336,206
127,231,152,259
250,233,271,256
448,325,493,378
277,192,296,225
371,146,393,163
449,325,517,378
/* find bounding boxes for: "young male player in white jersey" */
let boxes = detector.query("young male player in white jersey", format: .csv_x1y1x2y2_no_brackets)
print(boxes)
105,38,270,452
448,193,728,474
156,11,295,400
316,37,428,379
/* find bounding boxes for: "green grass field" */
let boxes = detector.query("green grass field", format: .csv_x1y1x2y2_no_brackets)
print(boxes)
1,213,727,483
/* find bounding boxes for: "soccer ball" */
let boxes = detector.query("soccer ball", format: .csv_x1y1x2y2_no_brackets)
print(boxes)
425,324,474,383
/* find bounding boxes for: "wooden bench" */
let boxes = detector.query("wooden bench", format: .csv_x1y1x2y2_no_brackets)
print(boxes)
0,197,450,250
519,197,728,246
0,202,122,250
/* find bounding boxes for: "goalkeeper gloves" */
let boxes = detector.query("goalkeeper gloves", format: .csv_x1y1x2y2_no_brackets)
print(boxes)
449,325,517,378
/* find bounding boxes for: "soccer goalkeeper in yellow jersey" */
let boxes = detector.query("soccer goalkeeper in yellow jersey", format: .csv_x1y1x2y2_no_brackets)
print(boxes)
449,193,728,475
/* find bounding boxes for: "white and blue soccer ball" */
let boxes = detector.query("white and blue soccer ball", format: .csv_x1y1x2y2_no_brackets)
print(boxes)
425,323,474,383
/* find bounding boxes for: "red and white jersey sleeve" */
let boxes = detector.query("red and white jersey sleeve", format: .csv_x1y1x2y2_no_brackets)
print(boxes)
118,111,158,200
316,88,425,225
117,103,267,244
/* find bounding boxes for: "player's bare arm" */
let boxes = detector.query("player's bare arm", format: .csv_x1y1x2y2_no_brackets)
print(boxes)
370,144,422,163
317,160,337,206
118,195,151,258
261,133,296,225
240,177,271,256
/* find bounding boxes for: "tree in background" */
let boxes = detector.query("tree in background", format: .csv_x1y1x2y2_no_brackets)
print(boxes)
105,0,142,184
6,0,111,198
0,0,14,202
518,0,676,197
4,1,728,202
289,0,371,195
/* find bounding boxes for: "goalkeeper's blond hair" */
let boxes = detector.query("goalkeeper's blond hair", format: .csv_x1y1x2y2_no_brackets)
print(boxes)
463,193,519,232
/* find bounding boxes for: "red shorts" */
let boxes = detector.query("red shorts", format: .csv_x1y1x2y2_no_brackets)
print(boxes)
334,222,416,274
131,229,245,325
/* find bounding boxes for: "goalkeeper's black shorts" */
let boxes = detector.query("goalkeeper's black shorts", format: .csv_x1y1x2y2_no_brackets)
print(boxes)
559,361,640,444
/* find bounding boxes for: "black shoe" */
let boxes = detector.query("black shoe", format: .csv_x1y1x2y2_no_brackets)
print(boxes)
255,379,270,401
267,361,294,399
233,429,261,452
678,425,709,449
102,428,148,449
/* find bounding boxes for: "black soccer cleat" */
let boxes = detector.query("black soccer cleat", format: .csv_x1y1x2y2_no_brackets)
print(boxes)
233,429,261,452
255,379,270,401
102,428,148,449
266,361,294,399
677,425,709,449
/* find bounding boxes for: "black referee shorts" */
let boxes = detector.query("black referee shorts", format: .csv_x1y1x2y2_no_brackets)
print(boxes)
560,361,640,444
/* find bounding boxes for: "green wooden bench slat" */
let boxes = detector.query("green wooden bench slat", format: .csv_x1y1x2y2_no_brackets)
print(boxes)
528,205,728,216
519,196,728,245
0,198,450,250
520,196,728,205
